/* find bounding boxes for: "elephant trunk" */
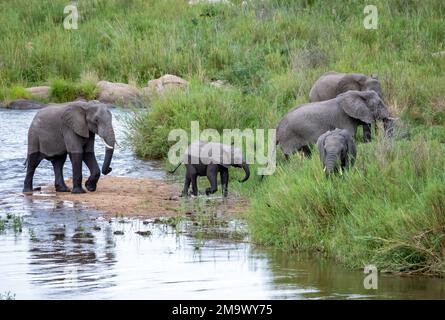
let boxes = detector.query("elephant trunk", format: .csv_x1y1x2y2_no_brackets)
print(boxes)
324,153,338,174
100,127,115,175
238,163,250,183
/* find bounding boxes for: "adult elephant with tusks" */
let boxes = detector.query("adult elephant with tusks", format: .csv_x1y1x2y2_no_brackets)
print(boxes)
23,100,116,194
276,90,390,158
170,141,250,197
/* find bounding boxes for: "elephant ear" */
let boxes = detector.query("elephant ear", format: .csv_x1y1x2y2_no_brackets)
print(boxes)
316,131,329,164
338,91,374,124
61,102,90,138
339,130,356,166
336,73,367,95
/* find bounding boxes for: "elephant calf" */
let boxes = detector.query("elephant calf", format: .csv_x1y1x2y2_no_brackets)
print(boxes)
317,129,356,175
171,141,250,197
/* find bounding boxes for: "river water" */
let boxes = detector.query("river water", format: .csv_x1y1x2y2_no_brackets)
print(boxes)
0,108,444,300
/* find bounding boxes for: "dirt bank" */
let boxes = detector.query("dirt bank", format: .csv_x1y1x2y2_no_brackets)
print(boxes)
28,176,247,218
31,176,180,217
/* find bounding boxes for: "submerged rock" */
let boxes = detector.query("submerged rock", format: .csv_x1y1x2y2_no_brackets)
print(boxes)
135,230,152,237
7,99,46,110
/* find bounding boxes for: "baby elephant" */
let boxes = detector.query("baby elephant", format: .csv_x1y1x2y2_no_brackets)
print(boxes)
171,141,250,197
317,129,356,175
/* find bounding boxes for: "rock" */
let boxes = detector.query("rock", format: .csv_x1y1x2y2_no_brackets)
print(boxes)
210,80,230,89
25,86,50,100
135,230,152,237
7,99,46,110
143,74,188,97
97,81,142,106
113,230,124,235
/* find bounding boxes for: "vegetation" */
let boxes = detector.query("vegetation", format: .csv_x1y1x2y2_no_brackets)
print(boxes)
247,136,445,275
0,0,444,274
0,214,23,234
0,292,16,300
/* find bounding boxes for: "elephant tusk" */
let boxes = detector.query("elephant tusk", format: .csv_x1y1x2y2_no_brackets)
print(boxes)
339,167,343,176
323,166,326,172
100,137,114,149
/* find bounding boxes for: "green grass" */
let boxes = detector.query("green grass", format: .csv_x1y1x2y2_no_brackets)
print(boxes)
49,78,97,102
247,136,445,275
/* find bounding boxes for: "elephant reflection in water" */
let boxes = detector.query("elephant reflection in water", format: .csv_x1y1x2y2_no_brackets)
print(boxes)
23,198,117,291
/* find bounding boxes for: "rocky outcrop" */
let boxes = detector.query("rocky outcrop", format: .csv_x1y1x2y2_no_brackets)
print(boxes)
142,74,189,97
97,81,142,106
25,86,51,100
7,99,46,110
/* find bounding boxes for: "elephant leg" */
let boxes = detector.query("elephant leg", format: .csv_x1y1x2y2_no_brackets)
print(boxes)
23,152,43,193
69,153,86,194
83,152,101,192
220,168,229,198
191,173,198,196
181,175,191,197
363,123,372,143
205,165,218,195
51,154,70,192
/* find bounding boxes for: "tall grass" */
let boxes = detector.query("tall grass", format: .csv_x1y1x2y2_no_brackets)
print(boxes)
0,0,444,124
247,136,445,275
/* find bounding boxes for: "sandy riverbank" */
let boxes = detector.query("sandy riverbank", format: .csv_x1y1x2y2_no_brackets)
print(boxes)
28,176,247,218
30,176,179,217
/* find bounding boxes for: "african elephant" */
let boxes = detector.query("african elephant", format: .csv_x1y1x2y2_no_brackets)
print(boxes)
276,90,389,157
317,129,356,174
170,141,250,197
23,100,116,194
309,71,384,142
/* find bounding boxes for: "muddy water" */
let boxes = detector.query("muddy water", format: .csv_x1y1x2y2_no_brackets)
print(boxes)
1,108,445,300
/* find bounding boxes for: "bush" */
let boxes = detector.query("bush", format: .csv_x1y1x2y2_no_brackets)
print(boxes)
50,79,97,102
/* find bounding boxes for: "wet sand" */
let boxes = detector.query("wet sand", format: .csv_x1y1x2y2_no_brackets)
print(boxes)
30,176,180,217
28,176,247,218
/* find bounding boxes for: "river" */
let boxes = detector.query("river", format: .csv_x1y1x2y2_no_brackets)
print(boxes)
0,108,444,299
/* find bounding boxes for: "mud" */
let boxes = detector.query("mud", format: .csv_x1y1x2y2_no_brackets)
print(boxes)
29,176,180,217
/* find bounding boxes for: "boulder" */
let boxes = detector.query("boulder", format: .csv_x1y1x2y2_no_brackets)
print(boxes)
143,74,188,97
7,99,46,110
210,80,230,89
97,81,142,106
25,86,50,100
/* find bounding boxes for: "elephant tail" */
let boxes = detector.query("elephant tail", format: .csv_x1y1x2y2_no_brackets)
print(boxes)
23,158,28,168
168,163,182,174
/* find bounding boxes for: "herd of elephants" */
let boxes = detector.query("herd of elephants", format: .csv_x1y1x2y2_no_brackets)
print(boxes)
22,71,395,197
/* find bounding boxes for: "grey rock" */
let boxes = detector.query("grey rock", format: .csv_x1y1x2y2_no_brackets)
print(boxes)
7,99,46,110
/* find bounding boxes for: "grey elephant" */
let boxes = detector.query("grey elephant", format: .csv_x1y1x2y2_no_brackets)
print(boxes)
23,100,116,194
317,129,356,175
276,90,389,157
309,71,384,142
170,141,250,197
